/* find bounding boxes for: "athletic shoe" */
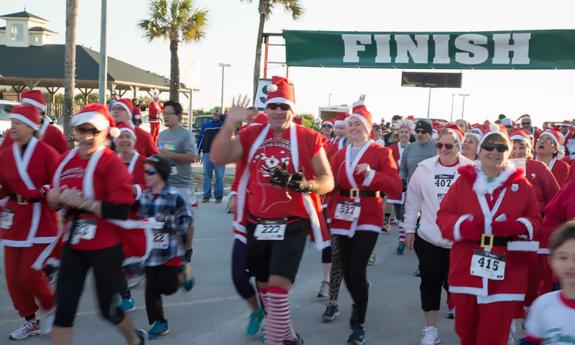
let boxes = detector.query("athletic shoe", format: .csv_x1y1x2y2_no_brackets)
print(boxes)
135,329,147,345
367,252,376,266
446,310,454,319
9,320,40,340
119,297,136,312
148,320,169,339
202,197,210,203
347,325,366,345
396,242,406,255
245,308,264,337
215,198,223,204
321,304,340,322
316,280,329,299
420,326,440,345
38,307,56,334
283,333,304,345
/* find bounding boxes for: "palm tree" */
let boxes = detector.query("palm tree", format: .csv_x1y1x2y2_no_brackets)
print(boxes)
138,0,208,102
63,0,78,143
242,0,303,98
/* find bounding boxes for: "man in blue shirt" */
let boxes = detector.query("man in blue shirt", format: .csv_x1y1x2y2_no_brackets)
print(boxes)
197,108,226,203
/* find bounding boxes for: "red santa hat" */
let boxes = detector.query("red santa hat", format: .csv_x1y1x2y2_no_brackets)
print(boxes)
115,122,137,141
517,114,531,123
466,125,484,142
443,123,465,149
9,104,40,130
321,119,334,128
510,129,532,146
21,90,46,112
334,112,349,126
251,112,268,125
477,123,511,153
539,129,565,159
71,103,120,137
265,76,295,111
347,99,372,132
112,98,134,118
398,119,414,131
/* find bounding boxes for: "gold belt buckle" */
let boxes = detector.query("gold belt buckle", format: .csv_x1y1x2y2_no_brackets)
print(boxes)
16,194,28,205
480,233,494,249
349,188,359,198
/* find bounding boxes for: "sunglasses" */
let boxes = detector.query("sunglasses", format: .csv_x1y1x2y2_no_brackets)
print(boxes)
481,143,509,152
415,129,428,134
75,127,100,135
145,168,158,176
267,103,291,111
436,143,455,150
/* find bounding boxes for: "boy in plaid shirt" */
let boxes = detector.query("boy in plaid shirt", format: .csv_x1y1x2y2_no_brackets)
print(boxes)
139,155,192,339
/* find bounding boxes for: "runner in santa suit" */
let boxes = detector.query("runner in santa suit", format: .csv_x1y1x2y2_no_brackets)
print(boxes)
0,90,69,154
326,112,349,158
211,76,333,345
437,128,541,345
461,127,483,161
535,129,571,186
517,114,542,143
46,104,146,345
0,104,59,340
111,98,159,157
320,119,334,141
148,95,162,146
328,98,402,345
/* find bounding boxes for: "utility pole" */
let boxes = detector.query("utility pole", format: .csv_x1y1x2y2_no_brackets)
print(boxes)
450,94,455,122
459,93,470,120
219,63,231,113
426,88,432,118
328,93,333,106
98,0,107,104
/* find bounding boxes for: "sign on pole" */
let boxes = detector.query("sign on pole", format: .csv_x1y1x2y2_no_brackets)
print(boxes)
254,79,272,110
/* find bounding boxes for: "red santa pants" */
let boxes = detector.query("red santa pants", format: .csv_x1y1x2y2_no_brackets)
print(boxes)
150,122,160,146
4,245,55,317
452,294,520,345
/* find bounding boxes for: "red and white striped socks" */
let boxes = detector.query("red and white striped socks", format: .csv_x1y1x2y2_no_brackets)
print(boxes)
264,286,295,345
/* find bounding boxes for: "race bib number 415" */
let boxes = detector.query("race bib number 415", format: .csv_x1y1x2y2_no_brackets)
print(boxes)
470,250,506,280
255,223,286,240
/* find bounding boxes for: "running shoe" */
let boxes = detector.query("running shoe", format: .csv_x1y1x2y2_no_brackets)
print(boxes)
119,297,136,312
215,198,223,204
202,197,210,203
347,325,366,345
148,320,169,339
9,320,40,340
316,280,329,299
38,307,56,334
420,326,440,345
367,252,376,266
283,333,304,345
245,308,264,336
135,329,147,344
396,242,406,255
321,304,340,322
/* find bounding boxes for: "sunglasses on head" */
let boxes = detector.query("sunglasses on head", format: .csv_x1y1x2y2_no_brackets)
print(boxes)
481,143,509,153
145,168,158,176
75,127,100,135
267,103,291,111
436,143,455,150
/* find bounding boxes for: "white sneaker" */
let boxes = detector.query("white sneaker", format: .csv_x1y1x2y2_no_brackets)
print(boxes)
9,320,41,340
38,307,56,334
316,280,329,299
421,326,440,345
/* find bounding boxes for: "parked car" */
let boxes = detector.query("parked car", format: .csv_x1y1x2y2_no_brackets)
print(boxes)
0,100,19,138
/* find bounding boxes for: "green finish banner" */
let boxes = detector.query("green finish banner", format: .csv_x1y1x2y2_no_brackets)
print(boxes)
283,30,575,69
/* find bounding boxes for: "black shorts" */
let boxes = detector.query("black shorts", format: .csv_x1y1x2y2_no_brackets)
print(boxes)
246,219,309,283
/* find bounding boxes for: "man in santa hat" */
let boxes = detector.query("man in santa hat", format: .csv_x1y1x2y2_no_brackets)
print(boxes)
517,114,542,142
210,76,333,345
0,90,69,154
111,98,158,157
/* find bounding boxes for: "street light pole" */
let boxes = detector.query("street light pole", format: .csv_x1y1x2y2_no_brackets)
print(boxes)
328,93,333,106
219,63,231,113
426,88,432,118
459,93,470,120
450,94,455,122
188,88,200,131
98,0,107,104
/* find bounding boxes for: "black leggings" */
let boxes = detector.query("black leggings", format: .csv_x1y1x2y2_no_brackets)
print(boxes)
54,245,125,327
337,231,379,325
414,233,450,311
145,265,182,324
321,246,332,264
231,239,256,300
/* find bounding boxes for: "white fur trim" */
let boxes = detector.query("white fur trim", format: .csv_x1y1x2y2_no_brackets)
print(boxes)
334,120,346,126
9,114,39,130
133,184,142,201
516,217,534,240
449,285,488,296
112,101,133,118
347,113,371,132
71,111,110,131
356,224,383,232
477,293,525,304
507,241,539,252
472,161,517,195
362,169,376,187
537,248,550,255
454,214,473,241
116,127,137,140
22,98,46,112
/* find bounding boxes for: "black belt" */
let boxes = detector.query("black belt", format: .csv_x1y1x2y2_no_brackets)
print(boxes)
339,189,380,198
8,194,39,205
479,234,513,248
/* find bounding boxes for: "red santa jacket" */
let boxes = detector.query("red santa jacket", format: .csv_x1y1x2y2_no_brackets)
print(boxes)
549,158,571,187
437,162,541,302
148,101,162,122
326,136,347,159
523,159,560,213
0,138,59,247
134,126,159,157
542,178,575,252
328,140,402,237
1,120,68,154
120,151,147,200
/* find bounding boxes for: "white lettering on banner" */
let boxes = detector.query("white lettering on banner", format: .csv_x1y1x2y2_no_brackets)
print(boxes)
395,34,429,64
342,34,372,63
374,34,392,63
455,34,489,65
492,33,531,64
432,34,450,64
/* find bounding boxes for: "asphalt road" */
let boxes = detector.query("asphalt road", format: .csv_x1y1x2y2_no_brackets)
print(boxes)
0,202,461,345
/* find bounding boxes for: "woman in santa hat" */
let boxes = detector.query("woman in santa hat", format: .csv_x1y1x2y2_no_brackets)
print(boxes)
326,112,350,158
535,129,571,186
0,104,60,340
462,127,483,161
46,104,146,345
320,119,334,141
329,98,402,344
403,124,473,345
437,127,541,345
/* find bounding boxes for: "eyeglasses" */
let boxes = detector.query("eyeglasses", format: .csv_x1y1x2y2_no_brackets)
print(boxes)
321,124,333,129
163,112,177,116
111,106,126,112
415,129,428,134
267,103,291,111
537,138,555,145
145,168,158,176
522,122,531,126
436,143,455,150
481,143,509,152
74,127,100,135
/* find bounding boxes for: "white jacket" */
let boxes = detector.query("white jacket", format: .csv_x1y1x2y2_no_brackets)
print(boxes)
404,154,473,249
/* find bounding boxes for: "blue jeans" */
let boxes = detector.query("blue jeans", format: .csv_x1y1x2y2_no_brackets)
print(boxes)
202,153,225,199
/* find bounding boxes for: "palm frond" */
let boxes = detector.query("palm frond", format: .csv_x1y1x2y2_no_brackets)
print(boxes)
275,0,303,19
181,8,208,42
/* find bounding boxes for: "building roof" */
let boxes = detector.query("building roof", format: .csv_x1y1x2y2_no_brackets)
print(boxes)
0,44,185,92
0,11,48,22
28,26,57,34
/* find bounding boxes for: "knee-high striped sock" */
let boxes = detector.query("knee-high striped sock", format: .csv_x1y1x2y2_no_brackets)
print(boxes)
265,286,294,345
398,222,406,243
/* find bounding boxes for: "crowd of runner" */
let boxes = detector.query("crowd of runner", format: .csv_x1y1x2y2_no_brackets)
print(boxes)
0,78,574,345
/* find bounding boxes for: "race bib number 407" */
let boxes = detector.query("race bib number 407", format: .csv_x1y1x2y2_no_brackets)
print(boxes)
470,250,506,280
255,223,286,240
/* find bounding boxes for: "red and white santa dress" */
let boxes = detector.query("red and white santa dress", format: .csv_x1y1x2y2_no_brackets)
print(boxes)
325,112,349,158
437,130,541,345
537,129,571,186
113,98,159,157
0,104,59,332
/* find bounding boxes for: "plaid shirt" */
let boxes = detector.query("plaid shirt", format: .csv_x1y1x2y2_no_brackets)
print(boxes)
139,185,192,267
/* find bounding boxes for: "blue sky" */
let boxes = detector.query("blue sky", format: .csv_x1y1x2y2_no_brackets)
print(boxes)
3,0,575,125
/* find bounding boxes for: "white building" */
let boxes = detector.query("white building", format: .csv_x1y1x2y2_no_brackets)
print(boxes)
0,10,56,47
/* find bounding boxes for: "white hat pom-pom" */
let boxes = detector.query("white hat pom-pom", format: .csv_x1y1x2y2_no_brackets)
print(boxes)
109,127,120,138
267,84,278,93
489,123,499,132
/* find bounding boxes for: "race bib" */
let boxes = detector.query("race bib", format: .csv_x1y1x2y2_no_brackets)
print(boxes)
255,222,287,240
152,230,169,249
334,202,361,222
0,209,14,229
470,250,506,280
170,166,178,175
71,219,97,244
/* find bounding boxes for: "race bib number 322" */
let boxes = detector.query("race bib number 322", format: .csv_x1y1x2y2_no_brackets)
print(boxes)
470,250,506,280
255,223,286,240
